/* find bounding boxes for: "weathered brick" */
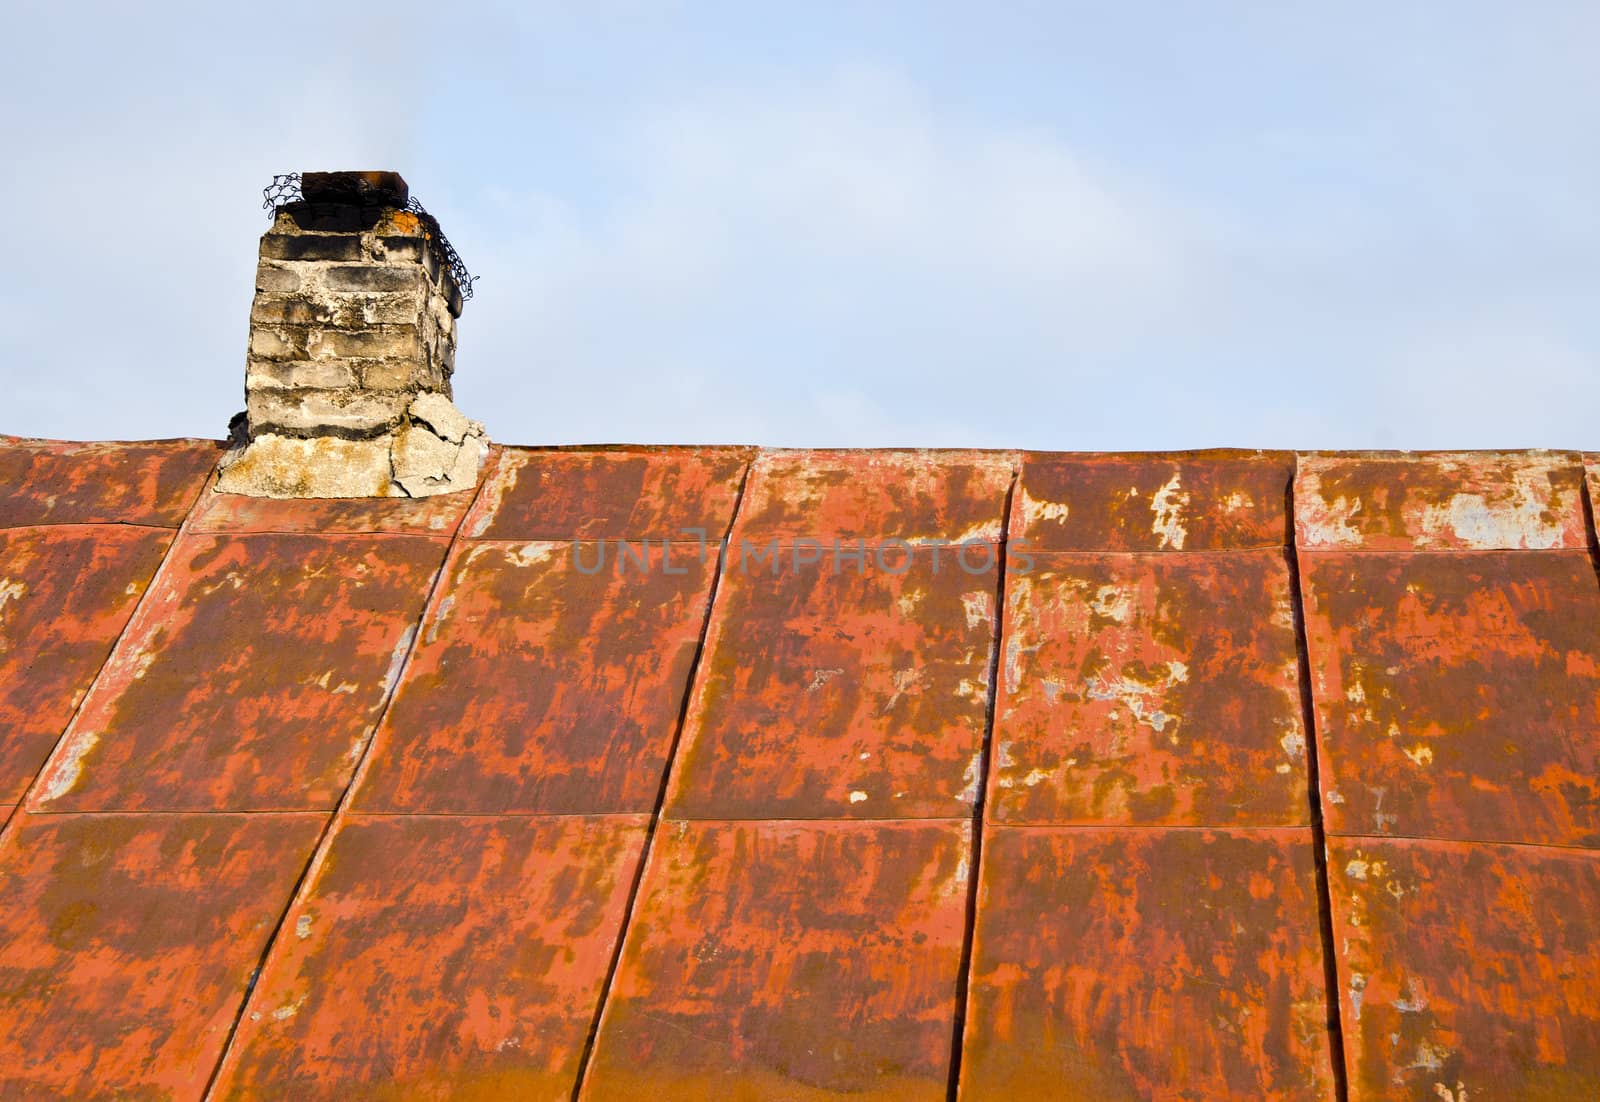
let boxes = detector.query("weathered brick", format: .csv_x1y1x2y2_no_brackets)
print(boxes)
356,359,428,391
276,204,381,233
301,170,408,207
328,293,420,328
248,326,309,361
255,263,301,293
311,325,420,361
247,388,410,436
250,296,335,326
375,236,425,263
323,266,421,293
259,234,363,262
245,359,356,390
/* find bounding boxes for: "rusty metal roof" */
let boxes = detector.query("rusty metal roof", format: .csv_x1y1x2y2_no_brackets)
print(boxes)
1,435,1597,1100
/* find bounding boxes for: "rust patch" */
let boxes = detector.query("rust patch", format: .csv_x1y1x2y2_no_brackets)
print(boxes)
992,550,1308,827
667,549,998,820
29,533,447,812
0,436,220,528
1017,450,1292,552
735,449,1016,543
583,819,970,1101
1301,550,1600,846
960,826,1336,1100
463,446,752,540
0,812,322,1099
1327,837,1600,1100
357,540,716,814
1295,451,1585,551
213,813,649,1101
0,527,172,800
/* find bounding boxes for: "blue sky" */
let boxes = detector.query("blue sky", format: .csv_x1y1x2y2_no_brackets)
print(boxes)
3,2,1597,449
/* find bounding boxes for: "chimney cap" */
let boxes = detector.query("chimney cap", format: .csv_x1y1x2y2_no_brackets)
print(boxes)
300,171,409,208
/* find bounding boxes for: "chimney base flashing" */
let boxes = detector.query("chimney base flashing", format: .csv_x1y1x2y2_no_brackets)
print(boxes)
217,392,488,499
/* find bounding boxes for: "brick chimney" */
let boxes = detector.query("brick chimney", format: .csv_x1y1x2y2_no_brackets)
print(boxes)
217,171,488,498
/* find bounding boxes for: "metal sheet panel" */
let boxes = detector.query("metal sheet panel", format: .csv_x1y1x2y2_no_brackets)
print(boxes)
1016,451,1292,552
1327,837,1600,1101
1295,451,1585,551
0,437,219,529
0,526,172,799
667,548,998,820
212,813,648,1100
0,812,323,1100
583,819,970,1101
992,549,1308,827
1301,550,1600,847
30,533,447,812
358,540,716,814
463,446,753,540
960,826,1337,1101
735,449,1016,543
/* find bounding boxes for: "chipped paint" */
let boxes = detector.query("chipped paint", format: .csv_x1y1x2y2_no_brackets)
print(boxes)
1149,472,1189,549
992,551,1308,827
668,548,999,819
0,436,219,527
36,730,97,802
0,526,172,799
29,532,448,812
1017,451,1292,551
1295,451,1586,551
1301,550,1600,846
1328,838,1600,1099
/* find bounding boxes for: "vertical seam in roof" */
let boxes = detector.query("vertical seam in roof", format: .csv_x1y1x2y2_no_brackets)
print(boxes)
567,449,759,1101
1577,467,1600,600
0,451,221,852
944,461,1017,1101
198,449,505,1100
1285,457,1352,1102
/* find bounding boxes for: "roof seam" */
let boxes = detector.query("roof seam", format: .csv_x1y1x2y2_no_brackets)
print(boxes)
0,453,222,854
946,465,1017,1100
1327,831,1600,856
1287,453,1353,1102
568,451,758,1100
198,447,505,1099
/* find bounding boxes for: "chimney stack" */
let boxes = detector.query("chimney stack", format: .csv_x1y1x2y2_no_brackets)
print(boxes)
217,171,488,498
